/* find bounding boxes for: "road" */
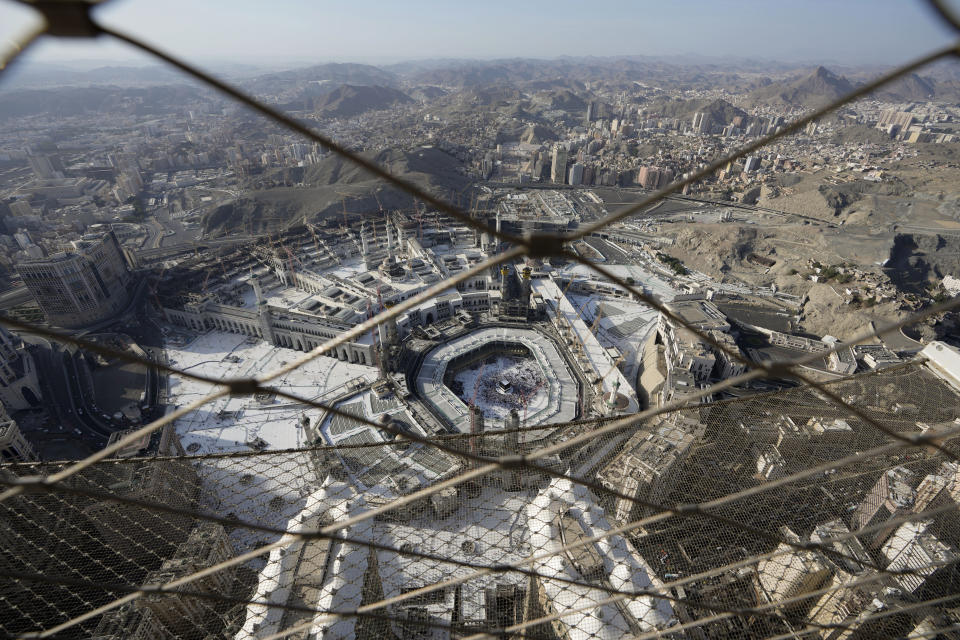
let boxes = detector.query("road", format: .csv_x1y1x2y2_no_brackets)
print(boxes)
144,218,165,249
22,335,113,450
585,236,631,264
17,277,164,456
153,203,201,247
134,234,256,263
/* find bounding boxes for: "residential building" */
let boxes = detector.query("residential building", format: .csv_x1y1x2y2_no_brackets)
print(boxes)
851,467,917,550
755,443,787,481
913,462,960,547
755,526,834,617
138,522,236,637
598,414,703,521
881,520,960,597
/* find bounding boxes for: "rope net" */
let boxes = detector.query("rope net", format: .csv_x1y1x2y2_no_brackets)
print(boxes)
0,1,959,638
2,362,960,639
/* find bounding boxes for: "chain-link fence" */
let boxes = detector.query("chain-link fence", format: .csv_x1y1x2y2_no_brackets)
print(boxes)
2,0,960,638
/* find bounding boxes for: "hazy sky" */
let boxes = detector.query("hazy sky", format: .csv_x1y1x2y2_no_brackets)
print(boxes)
2,0,957,68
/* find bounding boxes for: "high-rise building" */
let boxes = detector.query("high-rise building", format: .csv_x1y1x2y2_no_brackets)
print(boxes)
17,231,133,329
881,520,959,596
754,526,834,616
913,462,960,547
581,164,595,185
0,325,41,411
597,414,702,522
568,163,584,186
137,522,236,636
744,156,762,172
877,109,914,131
692,112,712,134
550,145,568,184
8,200,32,218
637,166,660,189
0,404,37,462
852,467,917,549
27,154,65,180
637,166,673,190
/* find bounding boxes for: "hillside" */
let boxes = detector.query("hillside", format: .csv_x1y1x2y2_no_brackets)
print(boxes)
873,73,936,102
305,84,414,117
529,89,588,113
749,66,854,108
0,85,202,120
243,63,398,98
202,146,468,235
645,97,746,124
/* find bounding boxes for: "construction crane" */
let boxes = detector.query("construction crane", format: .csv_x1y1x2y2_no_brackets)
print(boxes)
601,351,628,381
589,304,603,335
336,191,355,230
373,192,385,246
558,276,578,303
303,219,321,254
278,243,297,283
573,297,592,324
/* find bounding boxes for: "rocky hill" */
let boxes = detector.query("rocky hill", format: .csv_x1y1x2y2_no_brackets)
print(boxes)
202,146,468,235
749,66,854,108
646,97,746,124
873,73,936,102
529,89,587,113
885,233,960,293
243,63,398,98
305,84,413,117
0,85,202,120
520,124,560,145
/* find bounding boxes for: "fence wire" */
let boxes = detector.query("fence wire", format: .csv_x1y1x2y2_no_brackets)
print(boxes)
1,0,960,639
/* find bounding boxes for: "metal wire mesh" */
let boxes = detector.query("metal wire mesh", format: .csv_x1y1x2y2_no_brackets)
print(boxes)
1,0,960,638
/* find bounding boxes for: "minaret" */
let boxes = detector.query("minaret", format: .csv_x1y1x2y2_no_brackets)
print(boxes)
386,218,394,253
470,405,485,434
251,275,264,305
273,256,288,287
252,276,275,345
361,221,369,256
377,304,399,347
605,379,622,415
470,405,485,457
521,266,532,310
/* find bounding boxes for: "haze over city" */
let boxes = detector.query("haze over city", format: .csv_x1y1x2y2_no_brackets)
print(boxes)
2,0,958,66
